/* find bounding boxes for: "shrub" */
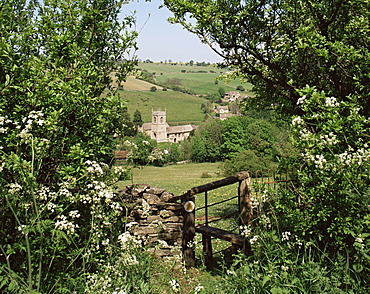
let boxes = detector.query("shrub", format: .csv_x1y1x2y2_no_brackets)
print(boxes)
221,150,275,176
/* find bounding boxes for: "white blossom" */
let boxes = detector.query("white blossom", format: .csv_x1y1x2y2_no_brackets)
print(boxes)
169,280,180,292
282,231,291,241
292,116,304,126
325,96,339,107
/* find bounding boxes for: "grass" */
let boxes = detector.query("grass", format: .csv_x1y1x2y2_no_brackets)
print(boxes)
137,62,222,75
137,62,254,95
114,62,254,123
119,90,208,123
119,162,224,195
155,72,253,96
120,76,164,91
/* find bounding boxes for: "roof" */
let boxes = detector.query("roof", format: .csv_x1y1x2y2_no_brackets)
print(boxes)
141,123,152,130
167,124,196,134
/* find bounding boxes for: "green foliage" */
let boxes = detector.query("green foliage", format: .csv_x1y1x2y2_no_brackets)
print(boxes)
124,132,157,166
281,87,370,250
189,119,223,162
150,86,157,92
182,115,292,166
133,109,143,127
165,0,370,116
218,87,225,97
0,0,137,291
222,150,275,176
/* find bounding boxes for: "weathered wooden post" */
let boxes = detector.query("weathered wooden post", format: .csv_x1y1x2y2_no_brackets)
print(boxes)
238,174,252,255
238,174,253,226
182,191,196,267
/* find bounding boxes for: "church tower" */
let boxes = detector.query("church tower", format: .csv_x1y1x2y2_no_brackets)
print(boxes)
151,108,167,142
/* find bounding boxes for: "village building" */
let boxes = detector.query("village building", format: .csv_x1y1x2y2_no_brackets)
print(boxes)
223,91,241,102
140,109,197,143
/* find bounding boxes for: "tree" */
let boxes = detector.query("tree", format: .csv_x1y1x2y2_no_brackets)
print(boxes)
133,109,143,127
218,87,226,98
1,0,137,184
190,119,223,162
150,86,157,92
165,0,370,116
0,0,137,291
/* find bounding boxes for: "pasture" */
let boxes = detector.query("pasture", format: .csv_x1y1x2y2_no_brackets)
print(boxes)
119,162,225,195
119,90,208,123
138,62,254,96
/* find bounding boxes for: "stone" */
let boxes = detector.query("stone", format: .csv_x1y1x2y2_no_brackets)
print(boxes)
159,210,176,218
162,216,182,223
146,187,166,195
160,191,176,202
147,215,163,222
157,203,182,211
143,193,161,204
132,226,159,235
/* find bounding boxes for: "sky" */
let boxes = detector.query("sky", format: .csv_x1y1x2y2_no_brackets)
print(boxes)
120,0,223,63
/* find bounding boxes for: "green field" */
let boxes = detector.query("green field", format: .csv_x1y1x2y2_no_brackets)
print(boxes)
137,62,222,75
119,162,242,235
138,62,254,95
117,62,254,123
120,90,208,123
119,162,225,195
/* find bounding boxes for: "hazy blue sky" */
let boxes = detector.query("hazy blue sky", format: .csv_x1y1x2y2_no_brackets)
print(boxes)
120,0,223,63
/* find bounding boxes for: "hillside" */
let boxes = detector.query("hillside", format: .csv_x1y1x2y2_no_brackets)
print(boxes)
119,90,208,124
117,62,253,124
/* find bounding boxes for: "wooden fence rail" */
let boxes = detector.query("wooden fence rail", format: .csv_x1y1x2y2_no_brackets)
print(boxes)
180,171,252,267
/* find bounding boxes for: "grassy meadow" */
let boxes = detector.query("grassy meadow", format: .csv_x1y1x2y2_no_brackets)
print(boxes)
117,62,254,123
119,89,208,123
119,162,225,195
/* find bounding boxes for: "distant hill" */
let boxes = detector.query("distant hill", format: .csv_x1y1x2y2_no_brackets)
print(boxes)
116,62,253,124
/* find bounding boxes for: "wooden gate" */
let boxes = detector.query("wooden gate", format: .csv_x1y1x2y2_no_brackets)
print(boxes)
180,171,252,267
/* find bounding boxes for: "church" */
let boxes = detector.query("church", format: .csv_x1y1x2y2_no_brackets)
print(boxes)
139,109,197,143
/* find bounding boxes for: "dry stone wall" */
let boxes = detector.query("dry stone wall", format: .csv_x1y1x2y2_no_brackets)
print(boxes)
118,184,183,258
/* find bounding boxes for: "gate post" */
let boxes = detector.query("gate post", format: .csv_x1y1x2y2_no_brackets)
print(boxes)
238,175,253,226
182,191,195,267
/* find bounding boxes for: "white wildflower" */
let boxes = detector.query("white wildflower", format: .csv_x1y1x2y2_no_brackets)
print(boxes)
281,231,291,241
8,183,22,194
169,280,180,292
292,116,304,126
240,225,252,237
296,95,306,105
55,215,78,235
250,235,259,245
325,96,339,107
194,285,204,294
47,202,56,213
69,210,81,218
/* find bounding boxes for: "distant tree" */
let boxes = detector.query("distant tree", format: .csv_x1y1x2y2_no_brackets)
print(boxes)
236,85,245,91
189,60,194,66
150,86,157,92
222,150,274,176
133,109,143,127
218,87,226,97
190,119,223,162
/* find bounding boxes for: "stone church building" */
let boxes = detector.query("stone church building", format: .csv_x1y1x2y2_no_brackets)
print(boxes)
140,109,197,143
